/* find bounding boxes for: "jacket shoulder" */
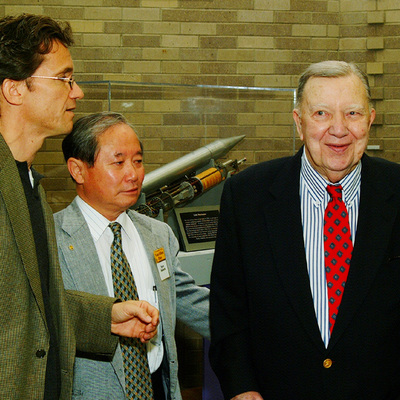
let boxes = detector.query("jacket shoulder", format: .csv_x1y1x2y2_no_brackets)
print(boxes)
53,207,66,224
363,155,400,189
127,208,171,232
53,204,72,232
227,155,297,197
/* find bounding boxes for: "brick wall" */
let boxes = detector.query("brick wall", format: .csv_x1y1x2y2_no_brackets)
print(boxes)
2,1,399,211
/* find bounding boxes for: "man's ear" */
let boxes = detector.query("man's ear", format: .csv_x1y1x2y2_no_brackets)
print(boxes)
1,79,25,105
369,108,376,128
293,108,304,141
67,158,86,184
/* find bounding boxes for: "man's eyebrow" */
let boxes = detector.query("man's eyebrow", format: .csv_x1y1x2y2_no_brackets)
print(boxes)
345,104,366,110
56,67,73,76
112,150,143,158
308,103,328,110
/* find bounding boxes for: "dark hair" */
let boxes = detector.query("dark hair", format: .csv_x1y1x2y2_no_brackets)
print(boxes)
0,14,74,84
295,60,372,110
62,111,139,167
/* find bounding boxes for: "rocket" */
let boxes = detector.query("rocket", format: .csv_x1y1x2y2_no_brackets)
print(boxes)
142,135,245,195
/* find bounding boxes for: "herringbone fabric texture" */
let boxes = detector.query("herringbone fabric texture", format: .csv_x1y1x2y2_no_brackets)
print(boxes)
109,222,153,399
324,185,353,334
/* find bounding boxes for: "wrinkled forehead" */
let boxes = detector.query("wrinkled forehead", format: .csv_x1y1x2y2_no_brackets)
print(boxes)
301,74,370,107
33,40,74,75
95,124,141,156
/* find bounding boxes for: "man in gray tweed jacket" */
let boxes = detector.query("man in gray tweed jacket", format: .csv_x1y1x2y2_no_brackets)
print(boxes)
0,14,158,399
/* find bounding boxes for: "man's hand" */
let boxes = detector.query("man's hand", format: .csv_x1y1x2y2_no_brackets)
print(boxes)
111,300,159,342
232,392,264,400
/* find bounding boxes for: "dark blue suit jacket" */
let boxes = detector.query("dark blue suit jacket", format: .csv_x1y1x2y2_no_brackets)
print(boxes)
210,148,400,400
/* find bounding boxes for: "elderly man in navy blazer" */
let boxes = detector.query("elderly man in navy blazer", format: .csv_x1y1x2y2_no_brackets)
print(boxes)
210,60,400,400
54,111,210,400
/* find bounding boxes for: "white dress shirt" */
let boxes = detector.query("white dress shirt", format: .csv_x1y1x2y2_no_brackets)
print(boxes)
76,196,163,373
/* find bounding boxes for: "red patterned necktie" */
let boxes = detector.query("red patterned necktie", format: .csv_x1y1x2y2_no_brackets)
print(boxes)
324,185,353,334
109,222,154,399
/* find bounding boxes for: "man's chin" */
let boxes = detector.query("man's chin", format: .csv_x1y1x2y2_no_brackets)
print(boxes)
47,123,74,138
120,198,140,211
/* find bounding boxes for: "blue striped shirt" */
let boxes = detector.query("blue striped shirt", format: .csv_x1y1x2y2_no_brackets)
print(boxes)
300,150,361,347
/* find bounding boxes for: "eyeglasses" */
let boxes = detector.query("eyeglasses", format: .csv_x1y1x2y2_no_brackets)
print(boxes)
29,75,76,89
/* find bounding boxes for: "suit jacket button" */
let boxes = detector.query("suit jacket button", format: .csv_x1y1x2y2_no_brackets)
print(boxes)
323,358,332,368
36,349,46,358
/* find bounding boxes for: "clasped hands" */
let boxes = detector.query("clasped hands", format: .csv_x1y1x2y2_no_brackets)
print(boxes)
111,300,159,342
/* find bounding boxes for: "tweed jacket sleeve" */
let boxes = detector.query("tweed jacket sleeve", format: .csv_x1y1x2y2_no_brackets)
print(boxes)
40,186,118,357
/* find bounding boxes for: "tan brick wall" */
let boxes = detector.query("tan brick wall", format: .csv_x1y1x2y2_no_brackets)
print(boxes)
2,0,398,212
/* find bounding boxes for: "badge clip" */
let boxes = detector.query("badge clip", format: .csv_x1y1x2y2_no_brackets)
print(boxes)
154,248,170,281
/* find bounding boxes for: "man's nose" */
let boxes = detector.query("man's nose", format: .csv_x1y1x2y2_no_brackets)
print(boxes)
70,81,84,100
329,113,348,137
126,164,139,181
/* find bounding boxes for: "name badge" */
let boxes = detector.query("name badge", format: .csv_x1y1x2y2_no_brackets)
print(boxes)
154,248,170,281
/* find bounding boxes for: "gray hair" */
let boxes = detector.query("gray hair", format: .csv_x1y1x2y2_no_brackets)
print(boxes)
62,111,140,167
295,60,372,110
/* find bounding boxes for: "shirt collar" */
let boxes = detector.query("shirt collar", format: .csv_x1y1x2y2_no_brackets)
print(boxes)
300,148,361,206
16,161,44,190
75,196,130,242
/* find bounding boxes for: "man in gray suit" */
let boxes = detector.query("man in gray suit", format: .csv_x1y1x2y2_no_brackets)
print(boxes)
54,111,210,400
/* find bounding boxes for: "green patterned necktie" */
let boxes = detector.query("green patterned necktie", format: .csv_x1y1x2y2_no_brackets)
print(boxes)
109,222,154,399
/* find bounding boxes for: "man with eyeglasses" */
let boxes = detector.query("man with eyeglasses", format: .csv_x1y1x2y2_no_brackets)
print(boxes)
30,75,76,89
0,13,159,399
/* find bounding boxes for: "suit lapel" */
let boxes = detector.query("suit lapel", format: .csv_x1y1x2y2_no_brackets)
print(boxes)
328,155,400,348
128,211,173,326
263,150,325,351
0,136,46,321
57,199,126,389
58,199,109,296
